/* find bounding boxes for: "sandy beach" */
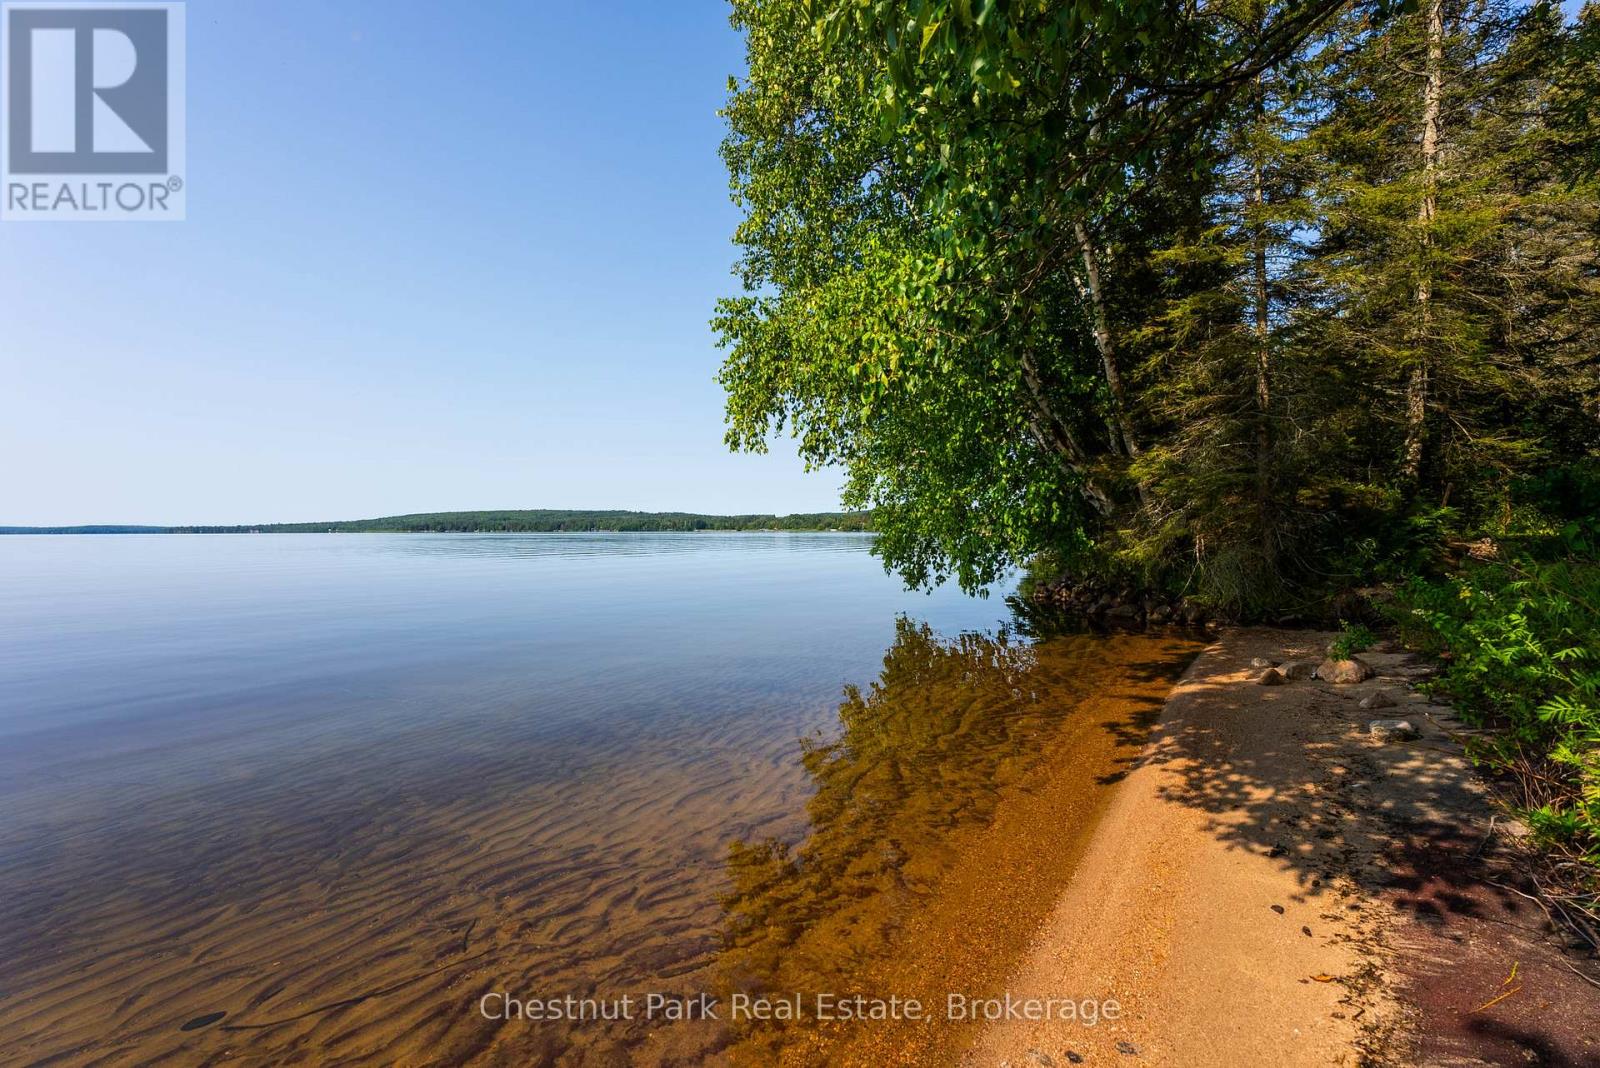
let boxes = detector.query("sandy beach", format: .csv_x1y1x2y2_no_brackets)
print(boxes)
971,630,1600,1068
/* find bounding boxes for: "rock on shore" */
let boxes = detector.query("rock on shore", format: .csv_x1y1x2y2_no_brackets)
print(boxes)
1028,577,1209,628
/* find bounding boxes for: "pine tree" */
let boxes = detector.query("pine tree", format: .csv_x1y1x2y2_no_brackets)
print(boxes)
1296,0,1596,525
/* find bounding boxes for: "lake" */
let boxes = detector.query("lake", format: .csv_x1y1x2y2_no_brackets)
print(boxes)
0,533,1200,1066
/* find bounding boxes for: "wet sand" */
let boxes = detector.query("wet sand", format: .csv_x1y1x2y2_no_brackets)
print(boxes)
720,628,1203,1066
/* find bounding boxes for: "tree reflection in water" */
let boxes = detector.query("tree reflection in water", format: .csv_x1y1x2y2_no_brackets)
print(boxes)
718,619,1198,1065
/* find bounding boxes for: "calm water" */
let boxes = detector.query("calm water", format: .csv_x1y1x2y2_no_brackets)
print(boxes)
0,533,1000,820
0,534,1197,1066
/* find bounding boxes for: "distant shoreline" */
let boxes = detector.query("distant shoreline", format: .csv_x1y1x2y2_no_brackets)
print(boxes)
0,509,873,536
0,529,874,536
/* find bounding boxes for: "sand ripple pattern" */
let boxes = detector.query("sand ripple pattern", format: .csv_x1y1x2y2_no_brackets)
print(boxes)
2,690,825,1066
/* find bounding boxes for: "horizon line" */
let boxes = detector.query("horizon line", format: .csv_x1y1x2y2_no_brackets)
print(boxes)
0,506,870,534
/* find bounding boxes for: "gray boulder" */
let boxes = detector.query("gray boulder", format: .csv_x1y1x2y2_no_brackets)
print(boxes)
1359,690,1397,710
1369,719,1419,742
1105,603,1145,626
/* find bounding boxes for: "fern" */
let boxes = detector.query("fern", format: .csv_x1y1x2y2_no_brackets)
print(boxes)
1397,560,1600,869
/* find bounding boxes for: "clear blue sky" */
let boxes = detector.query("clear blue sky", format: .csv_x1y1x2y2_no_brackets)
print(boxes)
1,0,844,525
6,2,1587,526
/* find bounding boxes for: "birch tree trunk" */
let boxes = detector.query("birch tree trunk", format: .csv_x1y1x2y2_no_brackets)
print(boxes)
1252,128,1272,509
1252,132,1276,565
1402,0,1445,486
1073,221,1140,462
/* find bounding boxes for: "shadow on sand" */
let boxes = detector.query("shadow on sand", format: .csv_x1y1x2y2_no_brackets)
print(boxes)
1126,630,1600,1066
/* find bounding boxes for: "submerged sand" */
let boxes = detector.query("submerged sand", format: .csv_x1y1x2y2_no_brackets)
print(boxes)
10,626,1595,1066
0,628,1200,1067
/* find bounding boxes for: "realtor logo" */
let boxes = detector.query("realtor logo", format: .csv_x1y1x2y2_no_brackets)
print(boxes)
2,1,185,220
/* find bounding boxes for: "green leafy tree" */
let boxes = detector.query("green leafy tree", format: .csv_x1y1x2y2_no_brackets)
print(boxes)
716,0,1367,591
717,0,1597,601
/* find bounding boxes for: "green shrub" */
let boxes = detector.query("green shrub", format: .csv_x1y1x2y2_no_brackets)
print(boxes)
1395,561,1600,868
1328,621,1378,661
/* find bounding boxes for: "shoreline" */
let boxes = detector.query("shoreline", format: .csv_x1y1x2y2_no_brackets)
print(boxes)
720,631,1205,1066
970,628,1600,1067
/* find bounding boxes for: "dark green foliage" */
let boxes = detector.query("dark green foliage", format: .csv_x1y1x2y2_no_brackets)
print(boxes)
1552,4,1600,176
0,525,170,534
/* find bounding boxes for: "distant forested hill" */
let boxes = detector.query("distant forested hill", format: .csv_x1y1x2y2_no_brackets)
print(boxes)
0,525,172,534
0,511,872,534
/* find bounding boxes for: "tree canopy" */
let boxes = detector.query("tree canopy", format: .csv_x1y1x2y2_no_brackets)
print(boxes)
716,0,1600,609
